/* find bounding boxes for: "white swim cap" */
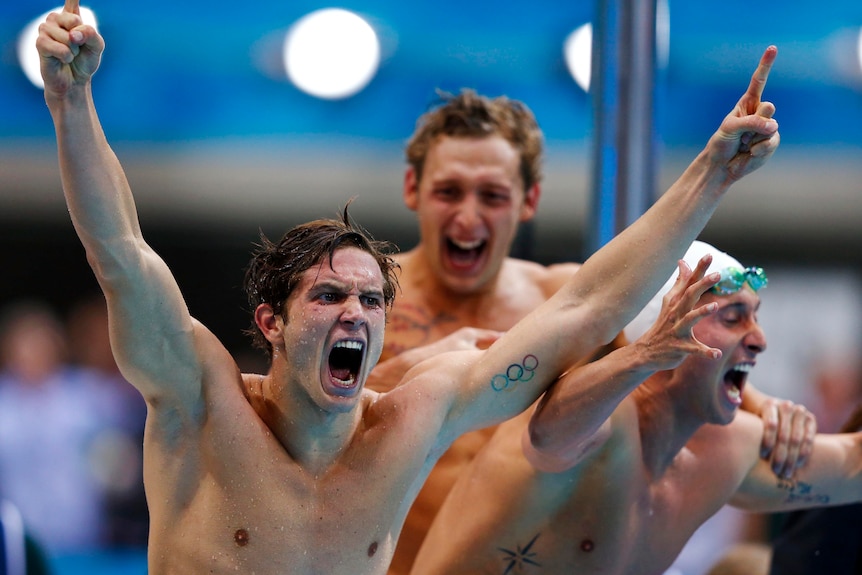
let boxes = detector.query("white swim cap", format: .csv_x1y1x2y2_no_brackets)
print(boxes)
623,241,742,342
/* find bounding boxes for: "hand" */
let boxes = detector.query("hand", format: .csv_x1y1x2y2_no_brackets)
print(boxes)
759,398,816,479
706,45,781,182
634,255,722,371
36,0,104,99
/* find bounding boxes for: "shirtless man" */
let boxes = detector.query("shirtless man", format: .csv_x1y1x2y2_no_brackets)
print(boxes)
36,3,778,573
370,53,812,575
412,241,861,575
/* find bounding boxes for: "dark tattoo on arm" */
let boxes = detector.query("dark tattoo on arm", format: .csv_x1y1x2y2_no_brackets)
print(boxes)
777,478,831,505
499,533,542,574
490,355,539,392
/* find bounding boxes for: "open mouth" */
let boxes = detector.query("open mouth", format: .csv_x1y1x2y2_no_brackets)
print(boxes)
723,363,752,405
445,237,487,270
328,340,365,388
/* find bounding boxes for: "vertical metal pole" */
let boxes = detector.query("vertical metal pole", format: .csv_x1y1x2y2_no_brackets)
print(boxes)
587,0,658,256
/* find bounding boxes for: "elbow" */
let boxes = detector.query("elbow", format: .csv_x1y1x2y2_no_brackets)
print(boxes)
522,416,612,474
85,236,148,287
526,413,554,453
559,300,621,351
522,424,571,473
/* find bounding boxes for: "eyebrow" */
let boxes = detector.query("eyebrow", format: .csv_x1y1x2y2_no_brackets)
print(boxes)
310,279,384,298
717,299,761,313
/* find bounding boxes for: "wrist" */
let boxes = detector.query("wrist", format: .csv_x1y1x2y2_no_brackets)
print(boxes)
45,81,92,111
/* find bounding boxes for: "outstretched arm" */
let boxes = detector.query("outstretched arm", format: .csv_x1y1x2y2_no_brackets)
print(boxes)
37,1,215,408
433,46,781,443
368,327,502,392
731,416,862,513
523,258,720,472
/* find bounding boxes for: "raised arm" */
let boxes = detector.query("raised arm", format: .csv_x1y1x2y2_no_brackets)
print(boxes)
432,46,781,443
37,1,213,407
523,258,720,472
368,327,502,392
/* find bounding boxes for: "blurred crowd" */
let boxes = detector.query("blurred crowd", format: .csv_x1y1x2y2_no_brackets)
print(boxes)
0,295,148,567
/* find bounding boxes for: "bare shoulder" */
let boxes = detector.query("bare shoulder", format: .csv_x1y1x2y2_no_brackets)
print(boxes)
684,412,765,482
363,351,482,458
691,413,763,457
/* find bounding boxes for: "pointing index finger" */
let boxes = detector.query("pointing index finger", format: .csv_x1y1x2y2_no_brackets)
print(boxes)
743,45,778,113
64,0,80,15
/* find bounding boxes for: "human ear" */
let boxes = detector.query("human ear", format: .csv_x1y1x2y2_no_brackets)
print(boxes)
254,303,284,345
519,183,541,222
403,167,420,211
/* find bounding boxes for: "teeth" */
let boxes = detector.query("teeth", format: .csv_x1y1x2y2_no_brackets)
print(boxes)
731,364,753,373
334,375,356,387
451,238,483,250
727,385,741,401
334,341,363,350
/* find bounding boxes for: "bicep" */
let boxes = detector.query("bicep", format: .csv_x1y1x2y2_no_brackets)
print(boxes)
101,241,207,406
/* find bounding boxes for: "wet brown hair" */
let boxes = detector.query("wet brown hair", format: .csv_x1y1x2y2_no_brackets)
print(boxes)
405,89,544,192
243,203,399,358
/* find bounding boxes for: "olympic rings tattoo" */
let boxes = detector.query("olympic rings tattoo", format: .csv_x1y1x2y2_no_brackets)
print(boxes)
490,354,539,392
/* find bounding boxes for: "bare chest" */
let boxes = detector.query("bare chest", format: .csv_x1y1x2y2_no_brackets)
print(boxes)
442,445,695,575
144,409,432,575
528,462,722,575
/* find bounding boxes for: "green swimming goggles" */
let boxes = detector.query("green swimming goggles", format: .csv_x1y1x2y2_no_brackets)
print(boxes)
709,266,768,295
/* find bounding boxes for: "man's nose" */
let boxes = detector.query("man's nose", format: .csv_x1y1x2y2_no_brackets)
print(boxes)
452,194,482,229
340,297,366,328
745,322,767,354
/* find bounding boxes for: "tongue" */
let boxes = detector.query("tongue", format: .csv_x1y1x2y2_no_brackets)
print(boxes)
332,367,351,381
448,245,481,268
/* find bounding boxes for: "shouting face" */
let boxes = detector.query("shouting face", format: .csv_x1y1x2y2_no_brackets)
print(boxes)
404,135,539,295
279,247,387,413
687,287,768,424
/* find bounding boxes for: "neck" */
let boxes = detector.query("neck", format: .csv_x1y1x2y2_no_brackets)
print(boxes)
248,367,363,474
633,372,705,477
399,246,505,309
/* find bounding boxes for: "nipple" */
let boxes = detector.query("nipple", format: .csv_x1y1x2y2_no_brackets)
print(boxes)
234,528,250,547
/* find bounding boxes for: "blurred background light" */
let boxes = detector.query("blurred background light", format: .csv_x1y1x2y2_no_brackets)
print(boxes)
283,8,381,100
656,0,670,69
858,26,862,74
564,23,592,92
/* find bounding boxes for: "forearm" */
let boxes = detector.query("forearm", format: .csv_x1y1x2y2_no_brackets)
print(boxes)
558,43,781,341
528,342,657,456
48,84,144,266
734,432,862,512
561,148,731,341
